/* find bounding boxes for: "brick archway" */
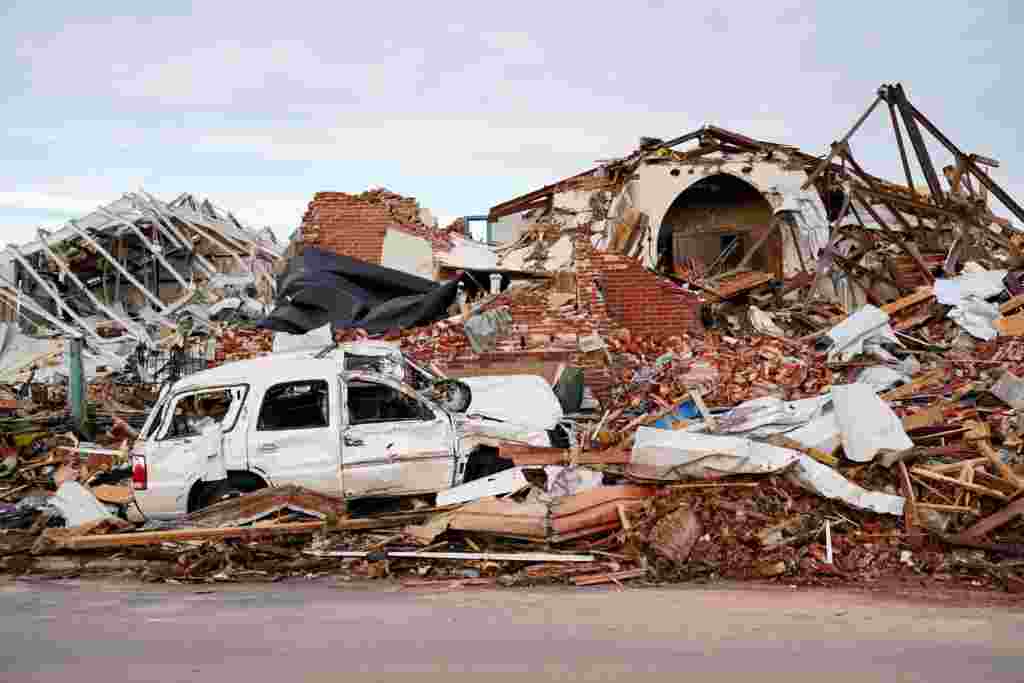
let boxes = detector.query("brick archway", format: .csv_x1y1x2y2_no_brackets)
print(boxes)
655,173,780,278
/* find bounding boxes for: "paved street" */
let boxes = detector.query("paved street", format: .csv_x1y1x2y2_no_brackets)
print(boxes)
0,579,1021,682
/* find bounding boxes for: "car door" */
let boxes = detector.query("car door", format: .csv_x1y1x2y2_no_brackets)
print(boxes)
246,376,342,495
137,386,245,517
340,373,456,498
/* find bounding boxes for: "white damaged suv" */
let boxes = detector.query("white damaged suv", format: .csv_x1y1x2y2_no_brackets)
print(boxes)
130,341,567,518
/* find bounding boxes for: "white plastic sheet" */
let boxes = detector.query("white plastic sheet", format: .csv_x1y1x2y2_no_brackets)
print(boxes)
934,269,1007,306
628,427,905,516
788,455,904,516
51,482,116,526
947,298,1002,340
715,395,831,437
831,384,912,462
629,428,800,480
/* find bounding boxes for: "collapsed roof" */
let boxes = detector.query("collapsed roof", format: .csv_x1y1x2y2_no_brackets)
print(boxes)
0,191,283,376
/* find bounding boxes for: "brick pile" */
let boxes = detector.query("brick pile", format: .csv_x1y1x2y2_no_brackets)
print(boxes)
331,227,706,404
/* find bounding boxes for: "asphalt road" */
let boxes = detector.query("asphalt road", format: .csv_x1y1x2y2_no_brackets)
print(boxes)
0,579,1021,682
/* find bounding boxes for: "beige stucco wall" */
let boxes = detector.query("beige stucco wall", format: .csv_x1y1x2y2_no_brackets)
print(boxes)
381,227,435,279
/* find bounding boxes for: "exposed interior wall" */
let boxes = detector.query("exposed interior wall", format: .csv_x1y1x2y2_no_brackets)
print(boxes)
490,212,529,243
657,173,780,278
381,227,434,279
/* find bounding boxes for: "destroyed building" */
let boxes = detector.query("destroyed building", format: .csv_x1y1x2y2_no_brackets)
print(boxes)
4,84,1024,593
0,191,283,386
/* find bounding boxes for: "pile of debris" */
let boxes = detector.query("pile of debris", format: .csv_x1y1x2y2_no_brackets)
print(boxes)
2,83,1024,594
3,295,1024,594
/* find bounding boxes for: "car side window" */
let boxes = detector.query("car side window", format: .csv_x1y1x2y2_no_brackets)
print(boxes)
258,380,329,431
159,388,239,441
347,380,433,425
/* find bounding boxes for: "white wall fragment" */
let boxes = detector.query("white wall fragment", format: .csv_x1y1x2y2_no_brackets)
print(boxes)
436,467,530,506
825,305,899,363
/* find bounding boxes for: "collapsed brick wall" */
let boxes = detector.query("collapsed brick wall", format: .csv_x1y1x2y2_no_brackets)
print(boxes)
395,227,702,405
589,251,703,338
297,189,454,265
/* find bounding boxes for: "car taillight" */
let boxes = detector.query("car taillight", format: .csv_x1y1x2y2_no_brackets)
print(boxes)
132,454,148,491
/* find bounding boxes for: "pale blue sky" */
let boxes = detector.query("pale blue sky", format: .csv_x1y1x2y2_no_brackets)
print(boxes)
2,1,1020,243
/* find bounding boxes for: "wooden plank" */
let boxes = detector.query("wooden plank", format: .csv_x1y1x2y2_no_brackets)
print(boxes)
897,461,924,547
503,444,631,466
901,402,952,432
572,568,646,586
60,513,434,550
915,503,977,513
689,389,718,432
306,550,596,562
765,434,838,466
995,312,1024,337
910,467,1009,500
882,287,934,315
666,482,761,490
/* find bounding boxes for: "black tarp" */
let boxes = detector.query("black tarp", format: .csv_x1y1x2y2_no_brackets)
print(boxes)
257,247,464,334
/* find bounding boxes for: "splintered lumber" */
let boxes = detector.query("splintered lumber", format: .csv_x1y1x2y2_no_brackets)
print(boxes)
915,503,977,513
995,313,1024,337
766,434,838,466
1001,294,1024,315
882,287,934,315
305,551,596,562
502,443,631,466
950,498,1024,543
978,440,1024,490
572,568,646,586
910,467,1009,501
181,484,349,528
898,461,920,529
666,482,761,490
59,513,436,550
689,389,718,431
923,457,988,474
881,369,946,402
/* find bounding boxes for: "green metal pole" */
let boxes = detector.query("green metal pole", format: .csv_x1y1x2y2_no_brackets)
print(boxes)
67,336,86,435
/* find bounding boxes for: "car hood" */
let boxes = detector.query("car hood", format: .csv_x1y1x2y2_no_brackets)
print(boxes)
458,375,563,431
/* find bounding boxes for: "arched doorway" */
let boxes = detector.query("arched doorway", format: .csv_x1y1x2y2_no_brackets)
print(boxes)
656,173,780,279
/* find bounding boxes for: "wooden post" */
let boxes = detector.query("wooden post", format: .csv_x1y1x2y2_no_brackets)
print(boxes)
67,337,87,437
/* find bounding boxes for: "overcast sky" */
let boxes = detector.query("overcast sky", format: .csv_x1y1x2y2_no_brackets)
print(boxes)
2,1,1020,244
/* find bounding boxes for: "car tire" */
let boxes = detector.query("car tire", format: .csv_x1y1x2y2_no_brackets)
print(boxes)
193,473,267,511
